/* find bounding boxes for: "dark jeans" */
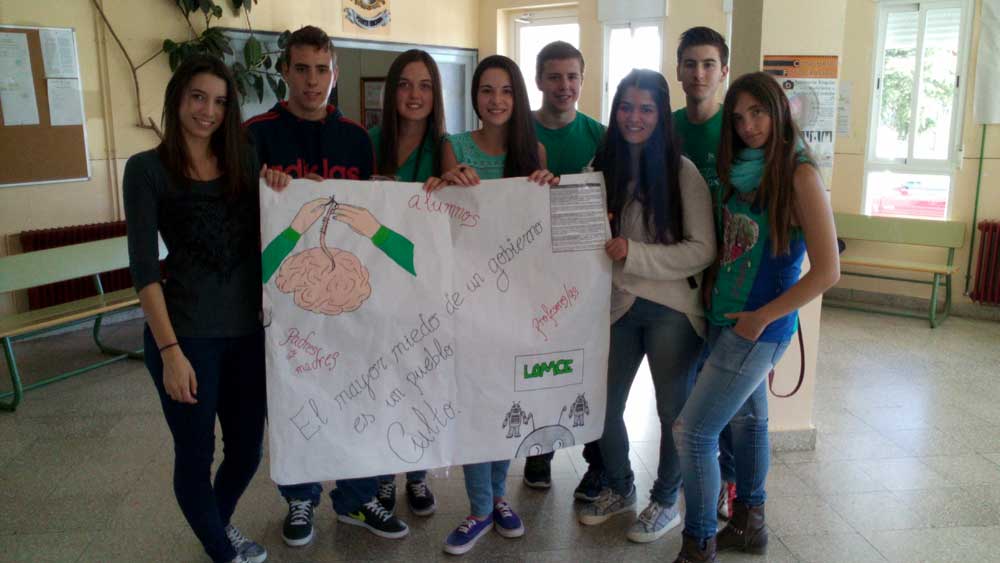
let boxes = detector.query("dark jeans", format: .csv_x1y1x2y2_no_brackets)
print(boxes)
525,441,604,471
278,478,378,514
144,326,266,563
377,471,428,483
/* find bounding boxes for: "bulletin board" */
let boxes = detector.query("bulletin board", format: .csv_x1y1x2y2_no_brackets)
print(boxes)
0,25,89,187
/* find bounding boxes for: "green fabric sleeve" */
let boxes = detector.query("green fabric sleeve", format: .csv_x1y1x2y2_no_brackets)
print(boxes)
371,225,416,277
261,227,301,283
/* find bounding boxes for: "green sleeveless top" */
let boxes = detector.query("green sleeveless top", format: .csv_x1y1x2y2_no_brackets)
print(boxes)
448,132,506,180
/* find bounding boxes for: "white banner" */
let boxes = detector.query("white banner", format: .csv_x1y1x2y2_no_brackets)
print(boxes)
261,174,612,484
974,0,1000,124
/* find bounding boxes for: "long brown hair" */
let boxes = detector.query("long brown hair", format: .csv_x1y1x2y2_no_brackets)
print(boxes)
594,69,684,244
471,55,540,177
158,54,251,196
718,72,812,254
378,49,445,178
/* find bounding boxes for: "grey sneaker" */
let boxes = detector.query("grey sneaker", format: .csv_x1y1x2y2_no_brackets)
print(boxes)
627,500,681,543
577,486,636,525
225,524,267,563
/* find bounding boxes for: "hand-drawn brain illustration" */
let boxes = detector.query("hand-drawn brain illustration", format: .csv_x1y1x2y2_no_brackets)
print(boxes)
275,247,372,315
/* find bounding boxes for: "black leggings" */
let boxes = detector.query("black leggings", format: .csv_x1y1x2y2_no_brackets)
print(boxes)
144,326,266,563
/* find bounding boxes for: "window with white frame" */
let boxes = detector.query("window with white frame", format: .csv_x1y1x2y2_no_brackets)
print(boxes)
602,21,662,124
509,9,580,111
864,0,972,220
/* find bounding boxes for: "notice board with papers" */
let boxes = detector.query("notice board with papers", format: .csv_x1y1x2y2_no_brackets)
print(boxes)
0,25,89,187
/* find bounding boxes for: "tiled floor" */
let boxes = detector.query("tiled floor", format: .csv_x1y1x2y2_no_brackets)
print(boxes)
1,307,999,562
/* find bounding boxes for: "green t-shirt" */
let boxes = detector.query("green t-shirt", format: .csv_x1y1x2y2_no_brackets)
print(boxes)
368,125,436,183
533,112,605,176
673,106,723,199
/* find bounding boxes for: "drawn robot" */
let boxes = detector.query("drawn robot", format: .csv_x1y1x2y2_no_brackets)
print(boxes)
569,393,589,427
514,405,577,458
502,401,533,438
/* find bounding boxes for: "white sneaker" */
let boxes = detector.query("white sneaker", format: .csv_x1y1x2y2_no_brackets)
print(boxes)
626,500,681,543
577,486,637,526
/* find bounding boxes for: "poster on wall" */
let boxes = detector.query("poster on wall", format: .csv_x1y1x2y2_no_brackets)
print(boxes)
763,55,839,187
361,77,384,129
262,174,612,484
343,0,391,35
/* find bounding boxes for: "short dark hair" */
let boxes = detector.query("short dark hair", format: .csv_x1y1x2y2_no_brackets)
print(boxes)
281,25,334,71
535,41,585,80
677,26,729,66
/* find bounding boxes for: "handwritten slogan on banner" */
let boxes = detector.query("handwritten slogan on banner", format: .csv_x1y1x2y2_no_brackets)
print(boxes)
261,174,612,485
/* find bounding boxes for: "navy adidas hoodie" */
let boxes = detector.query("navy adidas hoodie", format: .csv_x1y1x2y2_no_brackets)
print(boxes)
244,101,374,180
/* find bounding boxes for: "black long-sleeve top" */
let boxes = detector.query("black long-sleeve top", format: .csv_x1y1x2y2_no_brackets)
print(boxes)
123,148,262,338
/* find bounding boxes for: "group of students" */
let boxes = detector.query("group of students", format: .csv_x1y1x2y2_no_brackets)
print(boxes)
124,22,839,563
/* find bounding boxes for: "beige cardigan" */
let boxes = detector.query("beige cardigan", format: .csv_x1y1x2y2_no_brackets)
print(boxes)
610,156,717,336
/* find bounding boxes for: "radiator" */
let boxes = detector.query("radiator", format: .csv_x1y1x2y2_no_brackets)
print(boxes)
970,220,1000,305
18,221,132,310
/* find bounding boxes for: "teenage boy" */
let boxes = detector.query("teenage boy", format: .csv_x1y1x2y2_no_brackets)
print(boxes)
525,41,607,501
244,25,409,547
672,26,738,522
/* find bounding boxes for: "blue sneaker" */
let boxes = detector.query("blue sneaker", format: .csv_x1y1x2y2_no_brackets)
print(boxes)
444,515,494,555
492,501,525,538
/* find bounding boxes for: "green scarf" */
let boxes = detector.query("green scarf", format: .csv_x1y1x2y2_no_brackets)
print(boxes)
729,148,766,193
729,145,810,193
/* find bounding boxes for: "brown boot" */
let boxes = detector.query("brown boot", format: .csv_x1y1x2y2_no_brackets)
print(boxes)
716,501,768,554
672,533,717,563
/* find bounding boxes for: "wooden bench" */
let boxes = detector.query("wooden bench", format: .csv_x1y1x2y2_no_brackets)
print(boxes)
0,236,166,411
828,212,966,328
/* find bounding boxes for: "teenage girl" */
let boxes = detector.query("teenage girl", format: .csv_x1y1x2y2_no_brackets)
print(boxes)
124,54,289,563
369,48,447,516
671,72,840,563
576,69,715,546
424,54,555,555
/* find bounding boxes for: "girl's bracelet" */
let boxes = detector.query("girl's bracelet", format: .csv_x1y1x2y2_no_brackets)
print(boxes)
158,342,179,354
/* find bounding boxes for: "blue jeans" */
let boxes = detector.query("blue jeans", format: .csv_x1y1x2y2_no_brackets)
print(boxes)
673,325,790,541
144,326,266,563
277,478,378,515
463,460,510,517
693,343,737,483
377,471,428,483
599,298,702,506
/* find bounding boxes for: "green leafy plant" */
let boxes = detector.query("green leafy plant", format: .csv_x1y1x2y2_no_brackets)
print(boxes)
92,0,290,137
161,0,289,102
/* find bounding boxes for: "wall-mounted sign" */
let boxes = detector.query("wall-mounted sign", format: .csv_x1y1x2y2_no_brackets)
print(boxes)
343,0,391,33
763,55,839,186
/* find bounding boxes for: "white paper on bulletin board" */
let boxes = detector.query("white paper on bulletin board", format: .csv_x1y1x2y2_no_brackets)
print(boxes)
47,78,83,126
0,32,40,126
39,28,79,78
262,174,612,484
